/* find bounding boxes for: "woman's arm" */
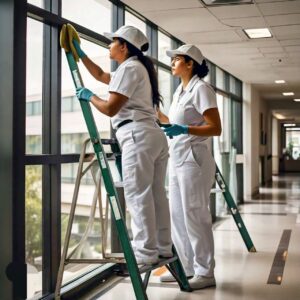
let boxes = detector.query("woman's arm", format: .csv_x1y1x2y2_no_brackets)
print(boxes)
188,108,222,136
90,92,128,117
157,108,170,123
81,56,111,84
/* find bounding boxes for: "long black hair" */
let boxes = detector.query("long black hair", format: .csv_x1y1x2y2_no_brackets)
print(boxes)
183,55,209,79
118,38,163,108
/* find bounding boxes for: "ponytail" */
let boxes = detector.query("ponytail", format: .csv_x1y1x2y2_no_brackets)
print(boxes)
118,38,163,108
183,56,209,79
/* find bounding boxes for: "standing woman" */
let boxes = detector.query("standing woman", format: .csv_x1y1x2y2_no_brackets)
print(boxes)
158,45,222,289
74,25,172,264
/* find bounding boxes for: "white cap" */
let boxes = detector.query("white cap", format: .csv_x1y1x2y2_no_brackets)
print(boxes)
104,25,149,52
166,44,204,65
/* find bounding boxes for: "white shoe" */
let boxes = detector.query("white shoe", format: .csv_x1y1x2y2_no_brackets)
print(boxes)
160,274,193,283
136,257,158,265
189,275,216,289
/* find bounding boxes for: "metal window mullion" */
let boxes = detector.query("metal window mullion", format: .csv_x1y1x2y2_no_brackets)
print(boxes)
42,0,62,293
146,24,158,60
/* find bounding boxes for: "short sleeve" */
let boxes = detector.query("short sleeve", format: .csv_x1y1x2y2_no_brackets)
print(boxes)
109,64,139,98
193,84,217,114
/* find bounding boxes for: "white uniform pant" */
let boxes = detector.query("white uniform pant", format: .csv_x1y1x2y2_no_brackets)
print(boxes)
116,120,172,261
169,143,216,277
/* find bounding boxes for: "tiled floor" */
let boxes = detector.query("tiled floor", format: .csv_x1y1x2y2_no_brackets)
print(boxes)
84,175,300,300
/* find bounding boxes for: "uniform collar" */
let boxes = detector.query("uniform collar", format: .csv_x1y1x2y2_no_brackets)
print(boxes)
120,55,138,67
183,75,200,93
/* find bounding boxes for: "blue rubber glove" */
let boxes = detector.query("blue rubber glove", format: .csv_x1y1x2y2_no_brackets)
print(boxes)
76,87,95,101
163,124,188,137
73,39,87,59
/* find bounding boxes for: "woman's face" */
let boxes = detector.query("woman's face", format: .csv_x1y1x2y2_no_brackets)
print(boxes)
171,55,192,77
109,38,126,60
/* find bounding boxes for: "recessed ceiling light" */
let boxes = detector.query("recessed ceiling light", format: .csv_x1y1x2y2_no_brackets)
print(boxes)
282,92,294,96
244,28,272,39
294,99,300,102
283,124,296,127
275,80,285,84
274,113,285,120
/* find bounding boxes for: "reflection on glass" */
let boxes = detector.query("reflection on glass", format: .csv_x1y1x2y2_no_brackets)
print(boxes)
285,130,300,160
61,161,117,284
125,11,147,35
62,0,112,34
158,31,172,65
26,18,43,154
61,41,111,154
26,165,42,298
216,67,225,91
158,68,172,115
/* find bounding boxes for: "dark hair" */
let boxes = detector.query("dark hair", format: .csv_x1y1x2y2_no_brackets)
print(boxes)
183,55,209,79
118,38,163,108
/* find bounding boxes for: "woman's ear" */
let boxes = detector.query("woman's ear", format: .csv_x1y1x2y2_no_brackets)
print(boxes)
187,60,194,69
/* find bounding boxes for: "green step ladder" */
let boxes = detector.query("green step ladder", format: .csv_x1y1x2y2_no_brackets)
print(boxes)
215,165,256,252
55,47,192,299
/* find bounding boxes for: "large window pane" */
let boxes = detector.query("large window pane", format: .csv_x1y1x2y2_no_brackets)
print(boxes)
62,0,112,34
158,31,172,65
216,67,225,91
26,165,42,299
26,18,43,154
158,68,172,115
61,41,111,154
125,11,147,35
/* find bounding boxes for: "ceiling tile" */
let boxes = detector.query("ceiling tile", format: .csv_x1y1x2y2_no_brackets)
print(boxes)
219,16,266,28
208,4,260,19
122,0,202,12
259,46,284,53
272,24,300,40
258,0,300,15
284,45,300,52
266,14,300,26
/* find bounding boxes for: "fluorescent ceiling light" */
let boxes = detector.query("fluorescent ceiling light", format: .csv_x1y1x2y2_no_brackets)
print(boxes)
244,28,272,39
294,99,300,102
282,92,294,96
286,128,300,131
275,80,285,84
274,113,285,120
201,0,253,5
284,124,296,127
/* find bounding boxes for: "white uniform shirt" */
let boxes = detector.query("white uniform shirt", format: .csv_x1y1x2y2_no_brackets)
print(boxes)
109,56,156,129
168,75,217,166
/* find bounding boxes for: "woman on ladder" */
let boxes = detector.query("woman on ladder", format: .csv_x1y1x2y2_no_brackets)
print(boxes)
158,44,222,289
74,25,172,264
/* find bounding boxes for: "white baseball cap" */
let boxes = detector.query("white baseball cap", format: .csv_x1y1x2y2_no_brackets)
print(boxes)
104,25,149,52
166,44,204,65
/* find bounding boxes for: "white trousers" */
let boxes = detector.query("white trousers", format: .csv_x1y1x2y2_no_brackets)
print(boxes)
169,142,216,277
116,120,172,261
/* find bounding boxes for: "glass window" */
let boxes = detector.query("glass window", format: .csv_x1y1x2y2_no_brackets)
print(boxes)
62,0,112,34
158,68,172,115
231,100,243,154
203,60,212,84
125,11,147,35
26,18,43,154
61,41,111,154
61,162,111,285
230,76,242,97
158,31,172,65
285,129,300,160
216,67,225,91
28,0,43,8
26,165,42,299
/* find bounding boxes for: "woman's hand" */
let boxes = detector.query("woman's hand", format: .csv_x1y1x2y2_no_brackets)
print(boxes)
76,87,95,101
164,124,188,137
